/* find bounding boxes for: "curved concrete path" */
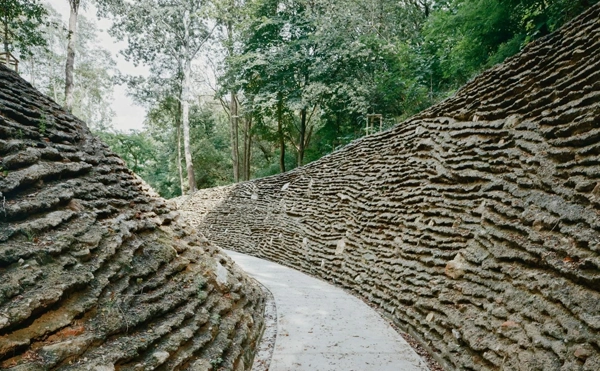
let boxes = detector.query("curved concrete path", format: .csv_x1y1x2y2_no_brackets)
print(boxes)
224,250,429,371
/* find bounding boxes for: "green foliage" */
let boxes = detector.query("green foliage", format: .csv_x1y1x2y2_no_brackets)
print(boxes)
209,357,223,368
422,0,599,89
102,0,211,69
0,0,47,56
94,100,234,197
98,130,154,174
423,0,516,88
20,228,35,242
210,313,221,325
97,128,179,197
218,0,442,170
253,150,297,178
92,0,597,198
190,105,234,188
18,4,116,128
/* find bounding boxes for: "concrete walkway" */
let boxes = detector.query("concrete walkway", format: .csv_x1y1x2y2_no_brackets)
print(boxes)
224,250,429,371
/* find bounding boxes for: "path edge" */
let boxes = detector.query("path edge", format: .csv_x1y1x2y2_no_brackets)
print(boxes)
247,273,278,371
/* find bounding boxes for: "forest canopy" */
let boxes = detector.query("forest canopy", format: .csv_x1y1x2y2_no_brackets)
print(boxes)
3,0,598,198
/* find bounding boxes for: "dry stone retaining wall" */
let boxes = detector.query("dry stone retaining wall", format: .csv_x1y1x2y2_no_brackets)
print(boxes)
181,5,600,371
0,66,265,370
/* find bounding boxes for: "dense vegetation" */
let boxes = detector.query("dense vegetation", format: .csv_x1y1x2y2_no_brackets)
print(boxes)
3,0,597,197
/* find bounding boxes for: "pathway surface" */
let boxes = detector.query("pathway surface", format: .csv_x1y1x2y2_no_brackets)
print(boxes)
224,250,429,371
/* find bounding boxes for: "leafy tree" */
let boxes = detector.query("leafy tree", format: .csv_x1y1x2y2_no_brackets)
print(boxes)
189,103,234,188
209,0,245,182
18,4,65,99
88,0,600,198
422,0,599,90
0,0,47,59
98,130,155,173
146,94,186,194
98,99,234,197
235,0,321,170
226,0,435,173
19,4,115,128
103,0,215,194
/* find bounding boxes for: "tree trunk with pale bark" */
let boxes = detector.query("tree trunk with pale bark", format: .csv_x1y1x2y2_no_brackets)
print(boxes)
277,99,285,173
243,115,252,181
177,116,185,195
230,91,239,182
181,10,196,193
181,63,196,193
64,0,80,112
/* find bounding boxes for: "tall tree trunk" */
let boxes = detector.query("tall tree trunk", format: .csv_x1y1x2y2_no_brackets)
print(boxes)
29,58,35,87
181,60,196,193
3,17,10,66
177,116,185,195
181,10,197,193
241,116,247,181
64,0,80,112
52,78,58,102
243,116,252,181
334,113,340,149
226,20,240,182
277,100,285,173
175,87,185,195
230,91,239,182
298,107,306,167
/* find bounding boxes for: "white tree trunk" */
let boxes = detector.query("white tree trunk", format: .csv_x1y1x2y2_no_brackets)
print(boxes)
181,10,196,193
181,68,196,193
230,91,239,182
177,118,185,195
64,1,79,112
226,20,239,182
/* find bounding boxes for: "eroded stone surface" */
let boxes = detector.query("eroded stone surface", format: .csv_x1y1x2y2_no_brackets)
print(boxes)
180,5,600,371
0,66,265,370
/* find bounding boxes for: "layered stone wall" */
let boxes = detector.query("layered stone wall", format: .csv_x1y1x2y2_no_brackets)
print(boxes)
181,5,600,371
0,66,265,370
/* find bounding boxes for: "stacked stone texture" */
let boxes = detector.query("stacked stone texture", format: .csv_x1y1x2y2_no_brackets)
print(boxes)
181,5,600,371
0,66,265,370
